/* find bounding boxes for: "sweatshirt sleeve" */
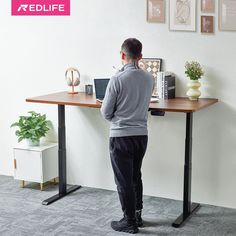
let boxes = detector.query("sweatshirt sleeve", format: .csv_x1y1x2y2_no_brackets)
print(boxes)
100,77,119,121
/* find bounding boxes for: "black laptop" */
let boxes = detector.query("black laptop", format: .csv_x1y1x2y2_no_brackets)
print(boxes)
94,78,110,102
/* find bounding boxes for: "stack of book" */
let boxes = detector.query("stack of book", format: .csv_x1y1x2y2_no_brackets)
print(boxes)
157,72,176,99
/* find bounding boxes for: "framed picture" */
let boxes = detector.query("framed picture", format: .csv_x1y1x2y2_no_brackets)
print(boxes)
201,0,215,13
147,0,165,23
219,0,236,31
138,58,162,97
169,0,196,31
201,16,214,33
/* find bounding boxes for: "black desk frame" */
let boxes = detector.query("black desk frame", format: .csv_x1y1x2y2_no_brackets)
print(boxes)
42,105,81,205
42,105,200,228
172,112,200,227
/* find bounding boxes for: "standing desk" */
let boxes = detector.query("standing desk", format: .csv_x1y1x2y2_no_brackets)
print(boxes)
26,91,218,227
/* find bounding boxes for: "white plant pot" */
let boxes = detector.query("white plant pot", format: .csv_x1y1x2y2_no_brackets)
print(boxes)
26,139,40,147
186,80,201,101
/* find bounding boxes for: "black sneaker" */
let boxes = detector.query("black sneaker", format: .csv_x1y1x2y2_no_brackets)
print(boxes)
136,210,143,227
111,217,139,234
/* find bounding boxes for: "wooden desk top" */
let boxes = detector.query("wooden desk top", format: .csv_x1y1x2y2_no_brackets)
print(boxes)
26,91,218,113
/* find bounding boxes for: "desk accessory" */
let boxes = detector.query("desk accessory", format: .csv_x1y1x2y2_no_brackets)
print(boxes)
65,67,80,94
85,84,93,95
94,78,110,101
185,61,204,100
157,72,175,99
139,58,162,97
150,97,159,103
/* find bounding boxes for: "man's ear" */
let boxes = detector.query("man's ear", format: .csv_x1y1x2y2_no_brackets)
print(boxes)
139,53,143,60
121,52,126,60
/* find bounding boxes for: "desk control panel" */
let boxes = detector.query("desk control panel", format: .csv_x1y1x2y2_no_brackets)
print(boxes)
150,110,165,116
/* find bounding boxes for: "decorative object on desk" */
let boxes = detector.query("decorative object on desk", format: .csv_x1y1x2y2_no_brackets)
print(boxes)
219,0,236,31
147,0,165,23
201,0,215,13
201,16,214,34
85,84,93,95
65,67,80,94
139,58,162,97
10,111,50,146
157,72,176,99
169,0,196,31
185,61,204,100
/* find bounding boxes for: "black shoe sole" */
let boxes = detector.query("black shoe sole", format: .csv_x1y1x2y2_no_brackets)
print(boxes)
112,228,139,234
111,223,139,234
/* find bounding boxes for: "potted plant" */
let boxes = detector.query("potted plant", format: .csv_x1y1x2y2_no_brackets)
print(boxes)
185,61,204,100
11,111,50,146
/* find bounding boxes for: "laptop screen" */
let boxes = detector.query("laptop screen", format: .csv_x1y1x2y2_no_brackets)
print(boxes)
94,79,110,100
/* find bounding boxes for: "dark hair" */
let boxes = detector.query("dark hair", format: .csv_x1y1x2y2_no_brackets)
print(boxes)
121,38,142,60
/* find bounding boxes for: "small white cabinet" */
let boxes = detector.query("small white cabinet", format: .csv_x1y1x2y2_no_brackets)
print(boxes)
13,143,58,190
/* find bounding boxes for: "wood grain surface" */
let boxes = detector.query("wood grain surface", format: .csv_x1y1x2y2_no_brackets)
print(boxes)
26,91,218,113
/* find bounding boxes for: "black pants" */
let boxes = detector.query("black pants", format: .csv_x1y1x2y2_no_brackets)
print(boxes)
109,135,148,219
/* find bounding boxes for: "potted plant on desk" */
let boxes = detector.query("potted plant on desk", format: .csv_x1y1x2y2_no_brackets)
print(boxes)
11,111,50,146
185,61,204,100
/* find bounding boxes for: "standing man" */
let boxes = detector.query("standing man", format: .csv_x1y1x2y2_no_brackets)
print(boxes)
101,38,153,234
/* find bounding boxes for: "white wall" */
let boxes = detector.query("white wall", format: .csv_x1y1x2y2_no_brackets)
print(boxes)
0,0,236,209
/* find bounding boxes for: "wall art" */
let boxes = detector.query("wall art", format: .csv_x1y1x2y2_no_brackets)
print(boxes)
169,0,196,31
201,16,214,33
219,0,236,31
201,0,215,13
147,0,165,23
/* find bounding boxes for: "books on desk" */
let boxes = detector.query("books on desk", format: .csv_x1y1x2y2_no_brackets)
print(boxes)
157,72,176,99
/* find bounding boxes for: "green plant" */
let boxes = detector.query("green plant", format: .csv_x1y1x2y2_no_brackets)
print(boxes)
185,61,204,80
11,111,50,143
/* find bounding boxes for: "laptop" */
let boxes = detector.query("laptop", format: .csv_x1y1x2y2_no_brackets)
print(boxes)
94,78,110,103
94,78,159,103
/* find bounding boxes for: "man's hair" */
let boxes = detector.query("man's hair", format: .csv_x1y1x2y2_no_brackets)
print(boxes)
121,38,142,60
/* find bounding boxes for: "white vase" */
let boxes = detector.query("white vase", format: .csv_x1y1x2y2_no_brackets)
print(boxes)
186,80,201,101
26,139,40,147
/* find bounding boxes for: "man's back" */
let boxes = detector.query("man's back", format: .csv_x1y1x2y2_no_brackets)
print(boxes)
101,63,153,137
102,38,152,233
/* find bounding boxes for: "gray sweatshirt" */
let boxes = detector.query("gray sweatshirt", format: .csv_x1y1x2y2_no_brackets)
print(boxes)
101,63,154,137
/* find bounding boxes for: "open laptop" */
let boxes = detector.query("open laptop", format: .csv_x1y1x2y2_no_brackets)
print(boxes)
94,78,159,103
94,78,110,103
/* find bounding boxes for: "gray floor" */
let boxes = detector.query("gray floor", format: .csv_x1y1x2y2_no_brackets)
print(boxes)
0,175,236,236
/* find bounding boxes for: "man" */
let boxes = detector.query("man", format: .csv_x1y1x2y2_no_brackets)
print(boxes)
101,38,153,234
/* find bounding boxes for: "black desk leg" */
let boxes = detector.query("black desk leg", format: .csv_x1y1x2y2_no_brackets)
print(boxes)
42,105,81,205
172,112,200,227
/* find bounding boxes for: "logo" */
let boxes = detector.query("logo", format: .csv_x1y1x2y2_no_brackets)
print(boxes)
12,0,70,16
17,4,28,12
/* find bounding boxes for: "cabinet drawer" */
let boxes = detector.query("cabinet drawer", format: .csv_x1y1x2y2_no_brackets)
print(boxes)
14,149,42,182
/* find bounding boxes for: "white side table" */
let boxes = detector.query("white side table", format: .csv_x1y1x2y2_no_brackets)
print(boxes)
13,143,58,190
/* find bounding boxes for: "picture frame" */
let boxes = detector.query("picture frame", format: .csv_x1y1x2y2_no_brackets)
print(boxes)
169,0,196,32
201,16,214,33
147,0,165,23
201,0,215,13
219,0,236,31
138,58,162,97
